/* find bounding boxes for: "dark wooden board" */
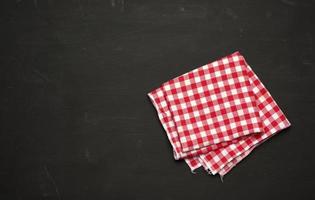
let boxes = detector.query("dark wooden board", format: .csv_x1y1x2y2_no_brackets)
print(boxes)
1,0,314,199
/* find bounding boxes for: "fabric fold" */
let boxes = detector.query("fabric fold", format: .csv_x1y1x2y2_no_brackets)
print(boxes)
148,51,291,177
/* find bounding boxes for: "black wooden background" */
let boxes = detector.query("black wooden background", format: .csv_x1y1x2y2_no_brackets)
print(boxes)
1,0,314,199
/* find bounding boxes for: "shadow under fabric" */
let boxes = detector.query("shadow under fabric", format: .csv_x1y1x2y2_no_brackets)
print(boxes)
148,51,291,179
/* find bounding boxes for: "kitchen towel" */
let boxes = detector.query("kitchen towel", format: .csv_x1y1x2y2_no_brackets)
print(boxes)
148,51,291,178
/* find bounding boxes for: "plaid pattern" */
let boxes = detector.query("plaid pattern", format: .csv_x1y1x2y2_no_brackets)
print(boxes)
148,51,291,177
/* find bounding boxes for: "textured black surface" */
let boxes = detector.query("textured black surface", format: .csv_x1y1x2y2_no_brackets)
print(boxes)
1,0,314,199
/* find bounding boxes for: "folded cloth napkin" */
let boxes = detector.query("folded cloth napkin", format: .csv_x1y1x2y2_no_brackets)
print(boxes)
148,51,291,178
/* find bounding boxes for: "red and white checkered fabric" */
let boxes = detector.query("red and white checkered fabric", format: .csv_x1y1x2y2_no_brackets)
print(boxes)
148,51,291,177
